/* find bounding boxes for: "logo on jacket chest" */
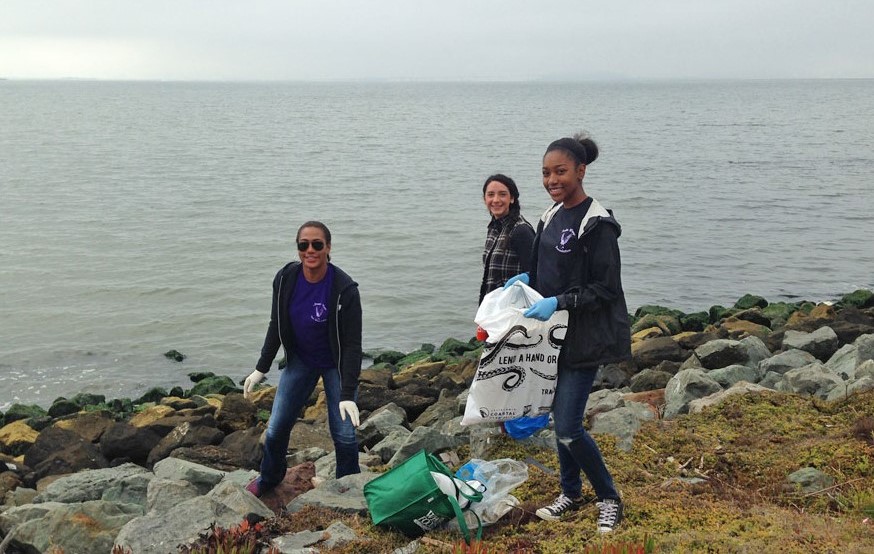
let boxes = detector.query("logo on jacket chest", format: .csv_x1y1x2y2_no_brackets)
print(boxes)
556,228,576,254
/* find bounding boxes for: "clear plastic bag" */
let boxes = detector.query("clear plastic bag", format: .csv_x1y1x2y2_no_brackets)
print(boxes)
452,458,529,526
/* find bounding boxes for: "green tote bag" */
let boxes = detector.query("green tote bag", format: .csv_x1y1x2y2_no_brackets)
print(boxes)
363,449,483,544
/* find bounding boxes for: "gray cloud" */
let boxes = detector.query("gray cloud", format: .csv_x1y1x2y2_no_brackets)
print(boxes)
2,0,872,80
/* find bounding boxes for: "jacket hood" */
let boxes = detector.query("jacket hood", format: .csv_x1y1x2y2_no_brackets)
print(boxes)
539,198,622,238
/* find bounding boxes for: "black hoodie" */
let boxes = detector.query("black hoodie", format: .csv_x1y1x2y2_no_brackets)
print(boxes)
530,198,632,371
255,262,362,401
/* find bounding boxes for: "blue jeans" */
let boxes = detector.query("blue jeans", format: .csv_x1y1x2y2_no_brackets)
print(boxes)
259,356,360,489
552,363,620,501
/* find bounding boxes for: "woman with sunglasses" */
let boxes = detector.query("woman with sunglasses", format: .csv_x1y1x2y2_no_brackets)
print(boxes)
479,173,535,305
243,220,362,497
505,133,630,533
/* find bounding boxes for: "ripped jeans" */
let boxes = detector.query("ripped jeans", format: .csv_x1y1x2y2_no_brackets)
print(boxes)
552,363,620,501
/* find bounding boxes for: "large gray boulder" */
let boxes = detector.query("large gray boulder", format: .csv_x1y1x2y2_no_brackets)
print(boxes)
664,369,723,419
585,389,625,419
739,336,772,368
357,403,409,448
759,349,818,376
152,457,226,495
33,463,152,506
412,390,460,429
369,427,413,464
468,422,508,459
777,363,844,399
826,376,874,402
589,403,654,452
708,364,760,388
286,472,377,514
205,479,274,518
782,326,840,361
145,478,201,514
758,371,784,390
386,426,466,467
114,482,271,554
1,500,143,554
440,416,472,441
825,334,874,380
857,359,874,380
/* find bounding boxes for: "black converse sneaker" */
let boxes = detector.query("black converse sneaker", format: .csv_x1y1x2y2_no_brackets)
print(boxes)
535,493,583,521
596,498,624,533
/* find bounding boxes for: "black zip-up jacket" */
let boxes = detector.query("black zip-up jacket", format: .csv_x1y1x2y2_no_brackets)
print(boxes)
530,198,632,371
255,261,363,401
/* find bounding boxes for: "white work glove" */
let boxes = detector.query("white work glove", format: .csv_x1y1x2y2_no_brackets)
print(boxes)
243,370,266,399
339,401,360,427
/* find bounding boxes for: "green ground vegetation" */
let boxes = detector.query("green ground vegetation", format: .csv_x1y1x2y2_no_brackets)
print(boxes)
260,389,874,553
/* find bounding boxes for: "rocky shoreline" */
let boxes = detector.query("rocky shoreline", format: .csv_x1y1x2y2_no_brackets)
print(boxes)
1,289,873,553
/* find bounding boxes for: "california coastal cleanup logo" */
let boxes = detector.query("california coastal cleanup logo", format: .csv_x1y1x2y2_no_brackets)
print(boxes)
311,302,327,322
556,228,576,253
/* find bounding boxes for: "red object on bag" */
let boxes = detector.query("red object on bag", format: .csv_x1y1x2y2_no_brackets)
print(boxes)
476,326,488,341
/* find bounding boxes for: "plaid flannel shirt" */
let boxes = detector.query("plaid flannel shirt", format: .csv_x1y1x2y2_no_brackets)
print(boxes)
480,213,534,303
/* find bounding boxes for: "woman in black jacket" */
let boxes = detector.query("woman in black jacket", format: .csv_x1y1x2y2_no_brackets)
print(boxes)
506,133,631,533
243,221,362,497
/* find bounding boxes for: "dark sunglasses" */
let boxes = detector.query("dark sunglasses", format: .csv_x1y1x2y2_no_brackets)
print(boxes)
297,240,326,252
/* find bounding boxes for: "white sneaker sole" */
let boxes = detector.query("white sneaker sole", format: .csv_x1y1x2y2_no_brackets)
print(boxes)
535,508,562,521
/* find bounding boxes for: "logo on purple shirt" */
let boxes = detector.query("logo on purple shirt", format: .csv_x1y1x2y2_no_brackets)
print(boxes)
556,228,576,253
311,302,328,322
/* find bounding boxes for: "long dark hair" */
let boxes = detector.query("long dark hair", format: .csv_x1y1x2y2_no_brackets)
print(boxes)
482,173,522,214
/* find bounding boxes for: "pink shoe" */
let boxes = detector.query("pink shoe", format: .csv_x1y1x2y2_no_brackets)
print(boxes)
245,478,263,498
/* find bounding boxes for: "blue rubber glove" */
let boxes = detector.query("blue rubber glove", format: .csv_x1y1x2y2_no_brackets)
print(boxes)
524,297,558,321
503,273,529,289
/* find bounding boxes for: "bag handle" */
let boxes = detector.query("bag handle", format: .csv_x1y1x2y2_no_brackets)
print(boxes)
426,453,484,544
445,492,483,545
451,475,484,504
428,453,485,506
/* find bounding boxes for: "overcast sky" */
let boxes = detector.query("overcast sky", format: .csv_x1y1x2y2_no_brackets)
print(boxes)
2,0,873,81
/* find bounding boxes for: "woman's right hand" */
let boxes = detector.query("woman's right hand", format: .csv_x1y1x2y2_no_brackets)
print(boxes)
503,273,529,289
243,370,266,399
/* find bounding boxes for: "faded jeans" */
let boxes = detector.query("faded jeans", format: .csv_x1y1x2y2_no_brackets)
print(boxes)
259,355,360,490
552,363,620,501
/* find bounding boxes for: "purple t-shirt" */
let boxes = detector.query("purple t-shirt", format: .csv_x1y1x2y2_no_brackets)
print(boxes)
289,265,335,369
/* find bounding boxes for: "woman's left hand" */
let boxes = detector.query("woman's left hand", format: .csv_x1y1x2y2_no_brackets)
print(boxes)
524,297,558,321
339,400,360,427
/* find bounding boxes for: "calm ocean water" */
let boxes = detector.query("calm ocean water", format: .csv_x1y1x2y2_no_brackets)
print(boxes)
1,79,873,409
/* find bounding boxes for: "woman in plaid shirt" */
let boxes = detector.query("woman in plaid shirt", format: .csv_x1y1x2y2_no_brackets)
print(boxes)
479,174,535,305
